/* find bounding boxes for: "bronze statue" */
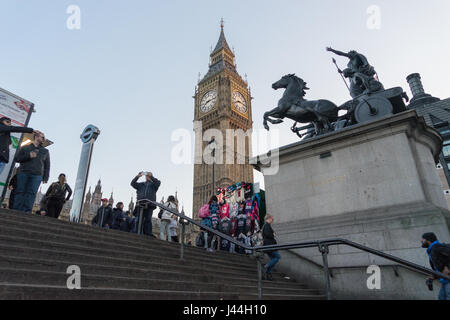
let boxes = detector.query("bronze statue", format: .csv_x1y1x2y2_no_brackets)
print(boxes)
326,47,384,98
263,49,409,140
263,74,339,135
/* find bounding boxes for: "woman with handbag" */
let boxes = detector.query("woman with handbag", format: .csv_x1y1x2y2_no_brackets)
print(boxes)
45,173,72,219
160,195,177,241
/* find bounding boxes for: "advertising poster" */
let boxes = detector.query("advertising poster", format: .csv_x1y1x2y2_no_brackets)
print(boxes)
0,87,34,202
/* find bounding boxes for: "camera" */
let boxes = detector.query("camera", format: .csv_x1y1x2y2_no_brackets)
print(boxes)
141,171,148,176
426,279,433,291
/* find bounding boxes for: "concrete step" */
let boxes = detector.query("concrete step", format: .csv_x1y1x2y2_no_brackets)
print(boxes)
0,283,326,300
0,283,239,300
0,255,303,289
0,268,322,296
0,209,325,300
0,230,256,271
0,210,255,265
0,244,291,282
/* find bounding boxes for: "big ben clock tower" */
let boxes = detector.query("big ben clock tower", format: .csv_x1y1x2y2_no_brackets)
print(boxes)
192,21,254,219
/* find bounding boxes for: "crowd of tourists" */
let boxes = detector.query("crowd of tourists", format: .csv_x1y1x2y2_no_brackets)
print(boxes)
196,195,262,254
0,117,180,242
90,171,180,242
90,192,180,242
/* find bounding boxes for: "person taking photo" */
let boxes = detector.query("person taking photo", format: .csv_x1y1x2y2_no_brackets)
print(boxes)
131,171,161,236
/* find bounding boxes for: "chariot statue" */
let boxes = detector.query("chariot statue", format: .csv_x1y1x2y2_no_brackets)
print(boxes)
263,48,409,139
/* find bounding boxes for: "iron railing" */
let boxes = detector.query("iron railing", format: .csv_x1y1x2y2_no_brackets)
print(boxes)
148,200,450,300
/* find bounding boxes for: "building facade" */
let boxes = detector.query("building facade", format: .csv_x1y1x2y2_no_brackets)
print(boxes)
406,73,450,207
192,22,254,219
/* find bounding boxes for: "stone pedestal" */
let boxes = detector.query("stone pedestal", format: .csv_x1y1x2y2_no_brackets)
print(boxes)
254,110,450,299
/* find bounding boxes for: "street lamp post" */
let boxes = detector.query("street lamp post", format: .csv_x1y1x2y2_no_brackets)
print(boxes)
208,138,216,196
70,125,100,224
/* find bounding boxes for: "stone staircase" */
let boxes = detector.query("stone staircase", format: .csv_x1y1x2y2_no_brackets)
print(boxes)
0,209,325,300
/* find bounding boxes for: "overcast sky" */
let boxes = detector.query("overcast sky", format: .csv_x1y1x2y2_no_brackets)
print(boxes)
1,0,449,217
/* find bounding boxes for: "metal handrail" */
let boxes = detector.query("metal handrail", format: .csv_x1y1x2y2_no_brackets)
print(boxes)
257,239,450,279
150,200,450,300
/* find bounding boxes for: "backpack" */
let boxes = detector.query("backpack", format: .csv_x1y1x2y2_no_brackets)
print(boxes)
157,208,164,219
438,243,450,260
195,232,205,247
198,204,210,218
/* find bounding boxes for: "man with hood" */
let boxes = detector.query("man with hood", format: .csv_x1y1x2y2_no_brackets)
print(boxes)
111,202,132,232
92,198,113,229
421,232,450,300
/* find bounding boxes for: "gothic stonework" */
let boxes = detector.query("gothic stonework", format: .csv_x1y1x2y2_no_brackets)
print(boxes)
192,23,254,220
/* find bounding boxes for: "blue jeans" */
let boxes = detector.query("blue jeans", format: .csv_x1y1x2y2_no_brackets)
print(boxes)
160,219,171,241
0,162,6,176
438,282,450,300
13,173,42,213
229,242,235,253
265,251,281,274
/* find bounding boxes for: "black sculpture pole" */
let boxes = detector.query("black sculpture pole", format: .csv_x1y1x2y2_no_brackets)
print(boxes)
332,58,350,93
208,138,216,196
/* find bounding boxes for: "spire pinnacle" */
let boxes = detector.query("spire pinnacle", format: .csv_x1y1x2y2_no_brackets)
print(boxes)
211,19,233,57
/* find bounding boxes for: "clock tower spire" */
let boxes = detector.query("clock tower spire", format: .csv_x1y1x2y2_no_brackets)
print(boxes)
192,22,254,220
200,20,237,84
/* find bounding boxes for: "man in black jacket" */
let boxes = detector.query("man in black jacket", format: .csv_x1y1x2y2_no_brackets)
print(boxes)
92,198,113,229
112,203,133,232
0,117,36,175
422,232,450,300
111,202,124,229
13,131,50,213
131,171,161,236
45,173,72,219
262,214,280,281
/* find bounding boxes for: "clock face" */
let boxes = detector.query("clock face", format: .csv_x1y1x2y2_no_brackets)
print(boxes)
232,91,247,114
199,90,217,113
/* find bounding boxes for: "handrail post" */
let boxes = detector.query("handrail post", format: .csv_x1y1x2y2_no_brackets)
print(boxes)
319,244,332,300
257,255,262,300
180,221,186,261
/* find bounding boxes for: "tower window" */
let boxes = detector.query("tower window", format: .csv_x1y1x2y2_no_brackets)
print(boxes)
440,127,450,135
444,140,450,157
444,146,450,157
435,122,450,135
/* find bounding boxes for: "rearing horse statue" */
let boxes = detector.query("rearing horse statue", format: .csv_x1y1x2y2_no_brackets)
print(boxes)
263,74,339,135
